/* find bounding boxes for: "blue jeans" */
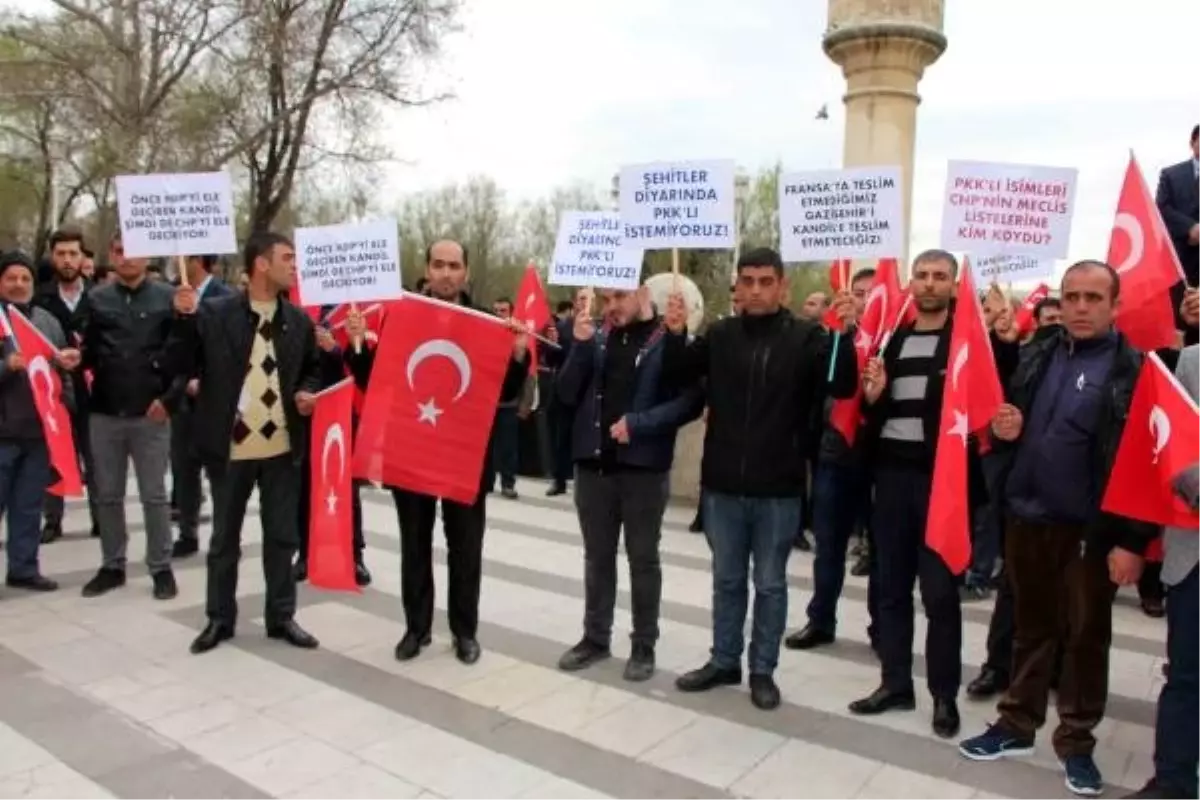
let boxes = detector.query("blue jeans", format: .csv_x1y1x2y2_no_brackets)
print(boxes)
705,491,801,675
0,440,51,580
1154,565,1198,797
807,460,871,632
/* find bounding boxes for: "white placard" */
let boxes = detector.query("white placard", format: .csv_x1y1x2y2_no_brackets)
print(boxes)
115,171,237,258
941,160,1078,260
778,165,903,262
970,253,1053,285
549,211,643,290
294,219,402,307
619,160,736,250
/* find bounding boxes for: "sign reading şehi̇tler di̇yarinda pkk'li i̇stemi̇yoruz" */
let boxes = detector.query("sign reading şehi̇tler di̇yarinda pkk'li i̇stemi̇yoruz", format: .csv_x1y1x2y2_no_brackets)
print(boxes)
777,165,904,263
549,210,644,290
618,160,736,250
940,160,1078,261
115,171,238,259
294,218,403,307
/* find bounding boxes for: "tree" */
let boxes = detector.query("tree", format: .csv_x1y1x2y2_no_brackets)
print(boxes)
211,0,458,234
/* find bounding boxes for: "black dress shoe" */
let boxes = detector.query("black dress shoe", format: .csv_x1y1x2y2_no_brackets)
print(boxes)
266,620,319,649
558,638,611,672
500,487,519,500
151,570,178,600
675,662,742,693
688,517,703,533
623,643,655,682
81,567,126,598
966,666,1009,701
784,623,835,651
749,674,781,710
5,574,58,592
190,621,234,654
354,562,372,587
932,697,960,738
454,637,481,664
848,685,916,715
40,523,62,545
394,631,432,661
545,483,567,497
293,560,308,583
172,537,199,559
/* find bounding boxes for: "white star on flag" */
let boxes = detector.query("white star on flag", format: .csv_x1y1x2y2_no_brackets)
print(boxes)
947,409,969,444
326,488,338,515
417,398,443,426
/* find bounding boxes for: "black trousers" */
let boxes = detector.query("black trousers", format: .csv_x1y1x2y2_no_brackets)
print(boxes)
170,408,213,541
872,466,962,699
392,487,486,640
206,455,300,627
574,466,669,647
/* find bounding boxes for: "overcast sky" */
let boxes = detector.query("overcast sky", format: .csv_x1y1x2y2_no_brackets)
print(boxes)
383,0,1196,274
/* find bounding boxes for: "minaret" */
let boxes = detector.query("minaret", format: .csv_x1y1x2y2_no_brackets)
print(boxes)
824,0,947,264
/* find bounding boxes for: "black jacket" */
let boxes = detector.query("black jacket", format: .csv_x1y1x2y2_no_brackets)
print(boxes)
82,278,182,417
661,308,857,498
996,328,1157,555
165,292,322,465
1156,158,1199,286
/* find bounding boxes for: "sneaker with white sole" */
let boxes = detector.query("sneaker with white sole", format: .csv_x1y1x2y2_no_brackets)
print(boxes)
959,723,1036,761
1063,754,1103,797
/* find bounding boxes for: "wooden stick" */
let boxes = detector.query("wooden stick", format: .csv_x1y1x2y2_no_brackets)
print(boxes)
177,255,189,288
348,301,362,354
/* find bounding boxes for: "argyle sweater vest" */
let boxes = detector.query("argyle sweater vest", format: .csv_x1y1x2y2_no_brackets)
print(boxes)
230,299,290,461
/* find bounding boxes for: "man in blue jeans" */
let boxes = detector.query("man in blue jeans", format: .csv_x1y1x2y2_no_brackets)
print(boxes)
1130,343,1198,800
660,247,856,710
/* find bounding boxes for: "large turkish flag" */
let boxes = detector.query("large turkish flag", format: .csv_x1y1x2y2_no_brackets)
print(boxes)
352,293,514,504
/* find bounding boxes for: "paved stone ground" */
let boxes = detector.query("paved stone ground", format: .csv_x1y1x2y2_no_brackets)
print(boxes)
0,477,1166,799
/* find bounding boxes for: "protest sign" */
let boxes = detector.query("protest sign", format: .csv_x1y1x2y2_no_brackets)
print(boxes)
970,253,1053,285
549,211,643,290
619,160,736,250
778,165,903,262
941,160,1078,260
115,171,237,258
295,219,402,307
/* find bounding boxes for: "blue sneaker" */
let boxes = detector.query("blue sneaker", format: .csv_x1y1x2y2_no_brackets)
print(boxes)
1063,754,1103,797
958,723,1036,761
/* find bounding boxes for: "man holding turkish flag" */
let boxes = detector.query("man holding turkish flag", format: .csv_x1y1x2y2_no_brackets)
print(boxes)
1107,154,1188,352
307,378,357,592
0,251,81,593
959,260,1158,797
350,239,530,666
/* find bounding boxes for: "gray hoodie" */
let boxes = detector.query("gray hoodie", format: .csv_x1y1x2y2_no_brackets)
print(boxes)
0,305,72,442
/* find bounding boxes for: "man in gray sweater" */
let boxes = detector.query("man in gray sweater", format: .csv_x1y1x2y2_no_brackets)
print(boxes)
1131,343,1198,800
0,251,77,592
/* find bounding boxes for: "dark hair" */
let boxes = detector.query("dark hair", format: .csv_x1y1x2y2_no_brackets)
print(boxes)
48,228,85,252
193,254,219,272
243,232,292,277
424,240,469,267
1033,296,1061,320
736,246,784,276
912,248,958,276
493,296,513,308
1192,124,1198,143
555,300,573,314
81,246,94,259
851,267,876,285
1062,259,1120,301
93,263,110,281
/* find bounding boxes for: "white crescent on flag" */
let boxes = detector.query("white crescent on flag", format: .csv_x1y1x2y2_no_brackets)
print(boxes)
1112,212,1144,275
406,339,472,401
951,343,969,391
321,422,346,485
1149,404,1170,464
27,355,58,434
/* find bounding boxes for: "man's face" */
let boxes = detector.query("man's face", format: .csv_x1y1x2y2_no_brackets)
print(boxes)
1036,304,1062,328
737,265,786,316
0,266,34,304
80,256,94,279
51,240,82,282
800,291,829,320
110,238,149,282
256,243,296,291
425,240,467,301
492,301,512,319
982,286,1008,327
910,257,956,313
600,288,640,328
850,276,873,319
1060,266,1116,339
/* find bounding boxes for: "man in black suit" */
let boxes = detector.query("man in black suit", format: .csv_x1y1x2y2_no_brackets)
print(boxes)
169,232,323,655
169,254,235,558
1157,124,1199,338
33,228,97,543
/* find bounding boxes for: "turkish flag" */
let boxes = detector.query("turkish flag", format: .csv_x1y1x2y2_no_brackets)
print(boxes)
352,293,515,504
829,258,903,445
308,378,358,592
6,308,83,496
515,263,550,375
925,265,1004,574
1101,352,1199,528
1108,154,1186,352
1014,283,1051,337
